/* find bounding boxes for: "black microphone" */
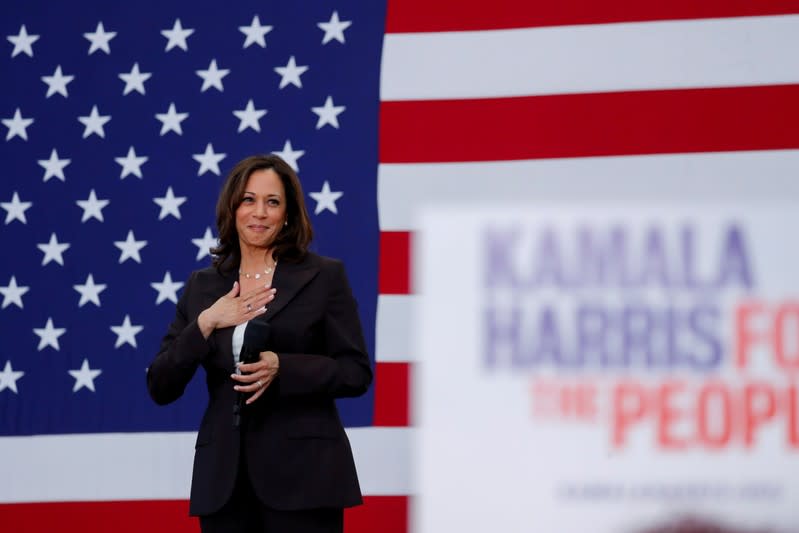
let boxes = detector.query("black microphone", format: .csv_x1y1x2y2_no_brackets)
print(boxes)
233,318,271,428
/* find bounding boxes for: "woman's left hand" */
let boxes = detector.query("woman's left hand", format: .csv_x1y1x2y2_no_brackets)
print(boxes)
231,351,280,404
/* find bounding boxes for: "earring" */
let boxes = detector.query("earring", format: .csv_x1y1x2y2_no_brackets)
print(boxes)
284,220,288,226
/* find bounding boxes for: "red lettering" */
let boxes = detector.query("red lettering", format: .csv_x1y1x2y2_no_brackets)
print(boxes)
612,382,647,448
531,380,560,417
743,383,777,447
559,383,597,421
735,301,766,370
609,380,797,450
531,380,597,421
697,382,733,449
775,303,799,371
789,384,799,447
657,381,688,449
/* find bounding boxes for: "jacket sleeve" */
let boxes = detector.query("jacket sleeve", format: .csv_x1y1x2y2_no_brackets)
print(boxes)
147,272,214,405
276,260,373,398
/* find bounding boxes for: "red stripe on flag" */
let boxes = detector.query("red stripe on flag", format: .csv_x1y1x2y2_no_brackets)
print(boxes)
346,496,408,533
373,362,410,427
379,231,411,294
0,496,407,532
0,500,198,533
386,0,799,33
380,85,799,163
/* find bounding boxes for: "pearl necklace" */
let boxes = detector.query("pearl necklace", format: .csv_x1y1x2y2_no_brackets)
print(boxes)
239,260,277,280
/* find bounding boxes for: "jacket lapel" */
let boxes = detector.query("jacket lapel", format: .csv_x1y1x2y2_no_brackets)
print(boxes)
262,255,320,321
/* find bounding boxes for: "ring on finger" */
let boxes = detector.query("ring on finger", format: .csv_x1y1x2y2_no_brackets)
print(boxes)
256,380,263,388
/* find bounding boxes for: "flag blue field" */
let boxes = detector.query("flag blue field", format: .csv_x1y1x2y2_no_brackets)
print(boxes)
0,0,382,437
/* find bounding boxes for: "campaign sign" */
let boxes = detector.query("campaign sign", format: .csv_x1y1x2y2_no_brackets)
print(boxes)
413,206,798,533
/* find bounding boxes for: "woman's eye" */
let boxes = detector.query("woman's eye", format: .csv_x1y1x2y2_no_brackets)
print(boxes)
241,197,254,203
268,199,280,206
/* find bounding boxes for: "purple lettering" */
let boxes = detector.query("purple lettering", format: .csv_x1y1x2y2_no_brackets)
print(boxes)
531,227,566,287
484,226,520,288
639,227,671,288
688,306,722,370
484,306,522,369
622,305,655,368
716,224,754,289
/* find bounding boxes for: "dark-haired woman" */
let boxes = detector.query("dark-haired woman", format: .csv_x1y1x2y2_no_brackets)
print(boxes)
147,154,373,532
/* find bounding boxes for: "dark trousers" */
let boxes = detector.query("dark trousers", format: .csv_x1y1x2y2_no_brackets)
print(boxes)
199,435,343,533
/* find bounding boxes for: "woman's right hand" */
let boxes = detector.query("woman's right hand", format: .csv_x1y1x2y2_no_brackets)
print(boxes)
197,282,276,338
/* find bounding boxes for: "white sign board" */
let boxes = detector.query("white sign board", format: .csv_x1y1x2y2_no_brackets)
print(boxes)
414,206,799,533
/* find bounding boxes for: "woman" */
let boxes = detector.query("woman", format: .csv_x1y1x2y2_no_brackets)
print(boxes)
147,154,373,532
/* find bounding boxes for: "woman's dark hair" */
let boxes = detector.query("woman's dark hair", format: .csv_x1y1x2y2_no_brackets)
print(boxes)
211,154,313,271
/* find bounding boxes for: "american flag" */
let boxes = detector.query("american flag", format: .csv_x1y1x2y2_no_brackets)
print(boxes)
2,0,799,532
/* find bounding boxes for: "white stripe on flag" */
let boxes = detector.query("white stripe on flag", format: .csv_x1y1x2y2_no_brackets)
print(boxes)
0,427,411,502
376,294,414,363
380,15,799,101
377,150,799,230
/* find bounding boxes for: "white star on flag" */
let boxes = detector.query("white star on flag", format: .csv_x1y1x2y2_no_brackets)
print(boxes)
37,233,70,266
274,56,308,89
153,187,187,220
76,189,110,223
0,361,24,393
309,181,343,215
119,63,152,95
196,59,230,92
114,230,147,264
69,359,102,392
0,276,30,309
233,99,267,133
3,108,34,141
73,274,107,307
317,11,352,45
33,317,66,351
84,21,116,55
115,146,149,179
7,24,39,58
2,191,32,224
273,139,305,172
161,18,194,52
193,143,226,175
78,105,111,138
155,103,189,136
37,149,71,182
311,96,346,129
41,65,75,98
239,15,273,48
151,271,184,305
192,227,218,260
110,315,143,348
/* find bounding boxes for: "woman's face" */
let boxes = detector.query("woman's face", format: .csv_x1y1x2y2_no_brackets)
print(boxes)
235,168,287,252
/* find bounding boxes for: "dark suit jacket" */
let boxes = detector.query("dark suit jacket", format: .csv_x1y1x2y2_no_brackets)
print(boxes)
147,252,373,516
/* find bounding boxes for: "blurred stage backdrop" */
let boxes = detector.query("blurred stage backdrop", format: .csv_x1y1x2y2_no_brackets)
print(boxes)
1,1,798,532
